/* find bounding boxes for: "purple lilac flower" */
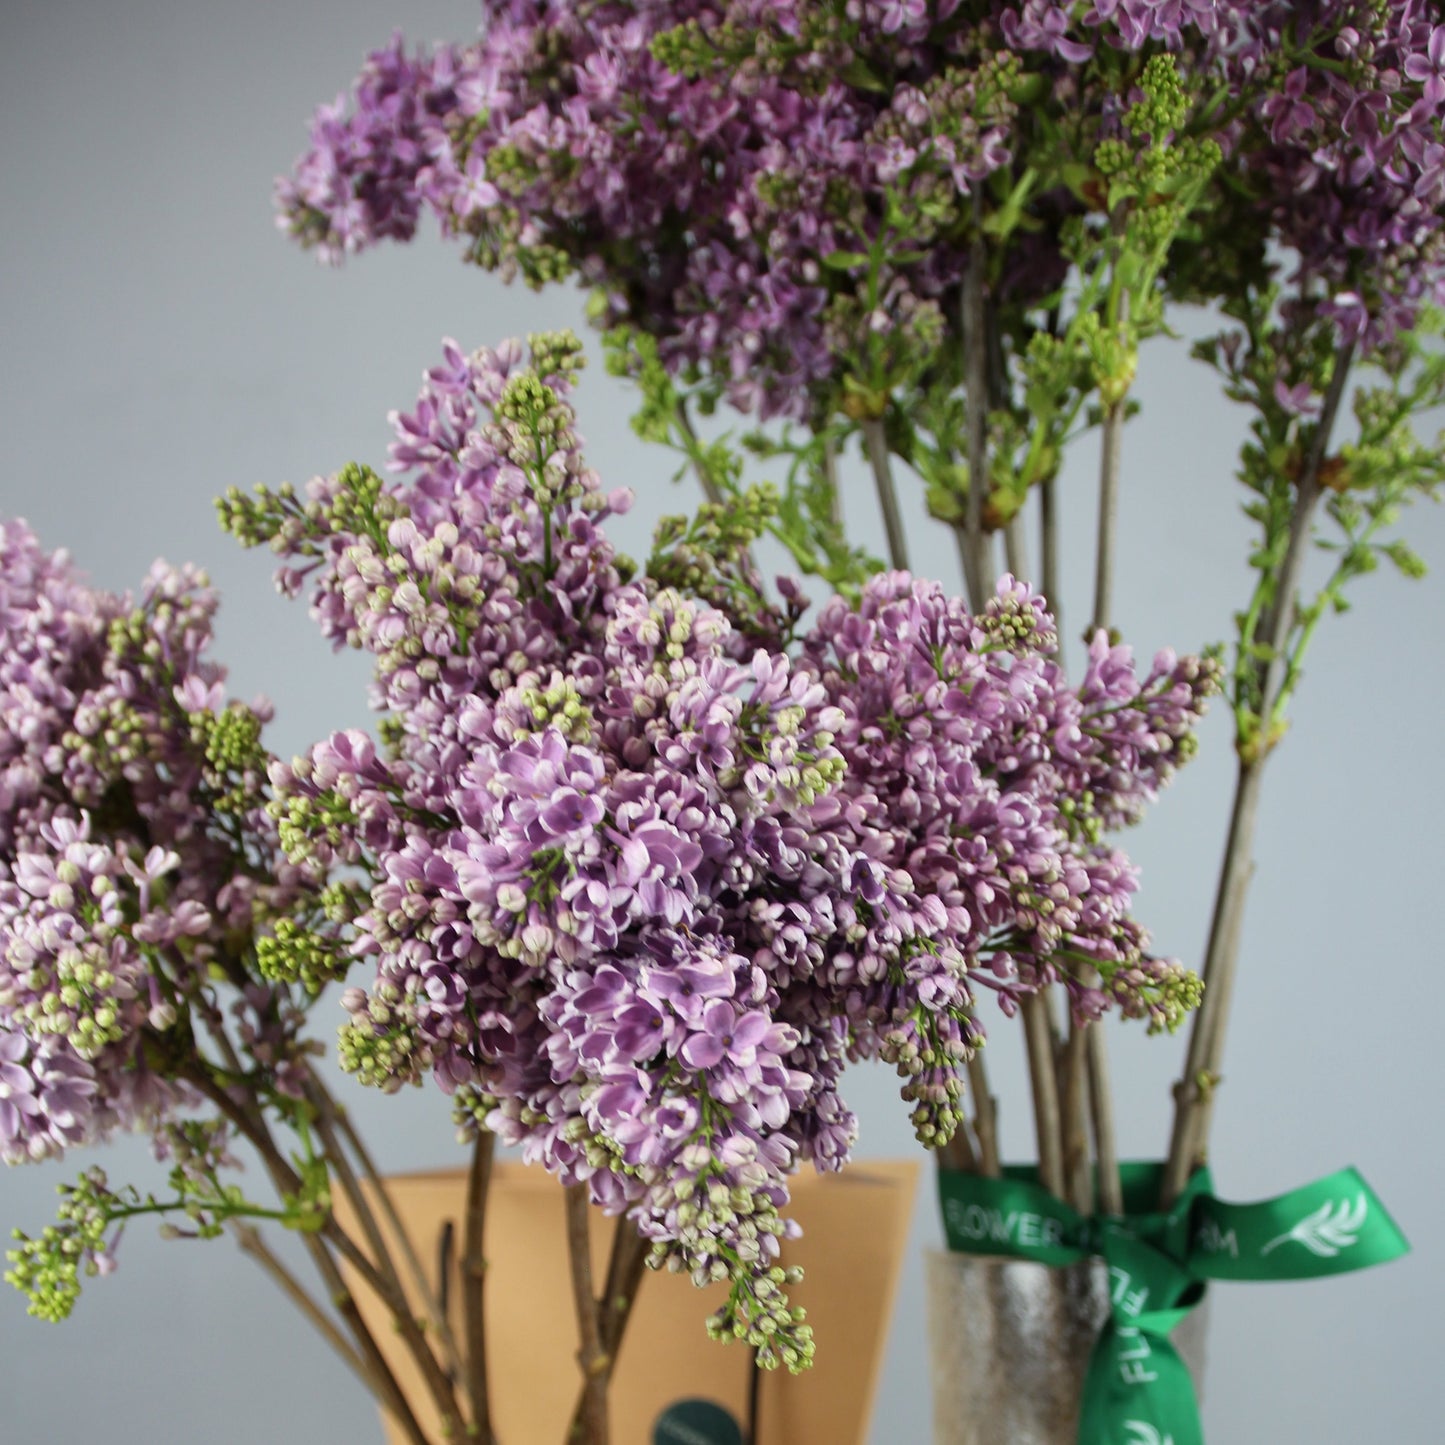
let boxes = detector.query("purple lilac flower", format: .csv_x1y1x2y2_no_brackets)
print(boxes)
0,521,329,1169
280,4,1445,416
257,335,1213,1360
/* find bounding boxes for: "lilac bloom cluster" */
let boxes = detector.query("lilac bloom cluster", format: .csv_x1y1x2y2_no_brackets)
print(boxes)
248,334,1213,1363
804,575,1216,1032
279,3,1445,418
0,520,321,1168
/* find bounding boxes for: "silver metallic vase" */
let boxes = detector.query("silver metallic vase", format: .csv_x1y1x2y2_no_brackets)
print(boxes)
924,1251,1208,1444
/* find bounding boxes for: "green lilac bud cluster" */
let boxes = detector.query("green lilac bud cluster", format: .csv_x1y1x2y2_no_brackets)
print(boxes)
188,702,268,814
267,783,360,867
648,483,774,617
1057,791,1103,847
516,674,594,743
16,936,126,1060
219,464,403,557
703,1262,815,1374
603,323,681,449
6,1169,118,1322
886,1002,972,1149
491,369,585,510
450,1084,498,1141
61,693,152,805
976,591,1060,656
255,917,347,996
337,984,424,1090
527,329,586,381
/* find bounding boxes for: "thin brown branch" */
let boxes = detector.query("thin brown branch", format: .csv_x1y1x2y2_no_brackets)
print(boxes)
937,1119,979,1174
1020,993,1064,1197
307,1229,430,1445
1184,857,1257,1164
1004,514,1030,586
320,1210,467,1439
822,432,843,530
1040,473,1063,641
1092,400,1125,642
463,1131,497,1445
233,1222,369,1387
1059,359,1131,1217
675,402,724,507
1086,1028,1122,1216
961,214,993,609
185,1070,428,1445
947,523,976,609
966,1055,1001,1177
307,1094,414,1323
568,1216,651,1439
205,1069,462,1439
326,1090,463,1377
1161,344,1354,1205
1160,770,1264,1204
861,415,910,572
598,1218,650,1356
1057,1019,1092,1214
565,1184,611,1445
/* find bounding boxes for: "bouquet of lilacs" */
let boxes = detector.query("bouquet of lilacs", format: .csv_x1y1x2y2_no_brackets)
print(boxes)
1,316,1211,1441
275,0,1445,1212
4,2,1440,1443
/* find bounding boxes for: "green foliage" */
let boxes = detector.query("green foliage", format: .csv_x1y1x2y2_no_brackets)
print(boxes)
1196,295,1443,757
6,1138,306,1322
744,426,879,594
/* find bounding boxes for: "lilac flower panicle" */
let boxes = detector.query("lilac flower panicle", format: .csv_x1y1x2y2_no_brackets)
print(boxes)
0,521,330,1174
281,4,1445,415
239,335,1215,1365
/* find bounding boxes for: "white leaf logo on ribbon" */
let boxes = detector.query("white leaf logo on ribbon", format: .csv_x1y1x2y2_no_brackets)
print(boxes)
1123,1422,1173,1445
1261,1193,1368,1258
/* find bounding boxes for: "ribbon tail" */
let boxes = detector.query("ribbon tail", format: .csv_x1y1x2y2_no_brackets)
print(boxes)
1077,1321,1204,1445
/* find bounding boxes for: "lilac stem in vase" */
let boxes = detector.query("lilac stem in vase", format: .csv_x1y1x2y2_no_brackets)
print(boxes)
567,1216,651,1440
861,414,910,573
463,1130,498,1444
565,1183,611,1445
1160,343,1353,1205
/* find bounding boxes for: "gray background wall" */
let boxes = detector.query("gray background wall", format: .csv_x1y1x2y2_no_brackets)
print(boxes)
2,2,1441,1440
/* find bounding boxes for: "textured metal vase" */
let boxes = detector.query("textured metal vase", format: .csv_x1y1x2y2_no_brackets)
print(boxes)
924,1250,1208,1444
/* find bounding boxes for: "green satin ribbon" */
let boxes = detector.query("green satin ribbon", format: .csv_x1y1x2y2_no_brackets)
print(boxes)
938,1162,1409,1445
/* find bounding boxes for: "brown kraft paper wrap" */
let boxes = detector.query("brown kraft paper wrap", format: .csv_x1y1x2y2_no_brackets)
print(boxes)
336,1158,919,1444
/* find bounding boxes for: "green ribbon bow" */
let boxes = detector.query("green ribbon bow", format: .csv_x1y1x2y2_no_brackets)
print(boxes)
938,1162,1409,1445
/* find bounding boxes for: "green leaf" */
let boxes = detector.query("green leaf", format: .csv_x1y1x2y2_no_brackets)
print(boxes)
821,250,870,271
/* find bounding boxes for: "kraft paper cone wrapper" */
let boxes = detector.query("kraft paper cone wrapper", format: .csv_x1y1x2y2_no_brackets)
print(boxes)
336,1158,918,1444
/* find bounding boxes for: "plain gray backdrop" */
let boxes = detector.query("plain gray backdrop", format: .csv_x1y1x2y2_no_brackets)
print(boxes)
2,3,1442,1441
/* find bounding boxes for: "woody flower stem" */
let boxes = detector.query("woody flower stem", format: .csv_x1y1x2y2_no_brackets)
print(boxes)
862,415,910,573
956,218,1010,1180
1161,343,1353,1205
966,1056,1002,1177
185,1069,431,1445
567,1218,651,1440
327,1091,463,1375
675,402,724,507
823,432,843,529
1021,992,1065,1197
463,1131,498,1444
969,217,1069,1199
231,1221,370,1388
1070,387,1131,1217
960,219,993,609
1004,515,1030,585
565,1183,611,1445
1040,473,1063,643
307,1098,404,1308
